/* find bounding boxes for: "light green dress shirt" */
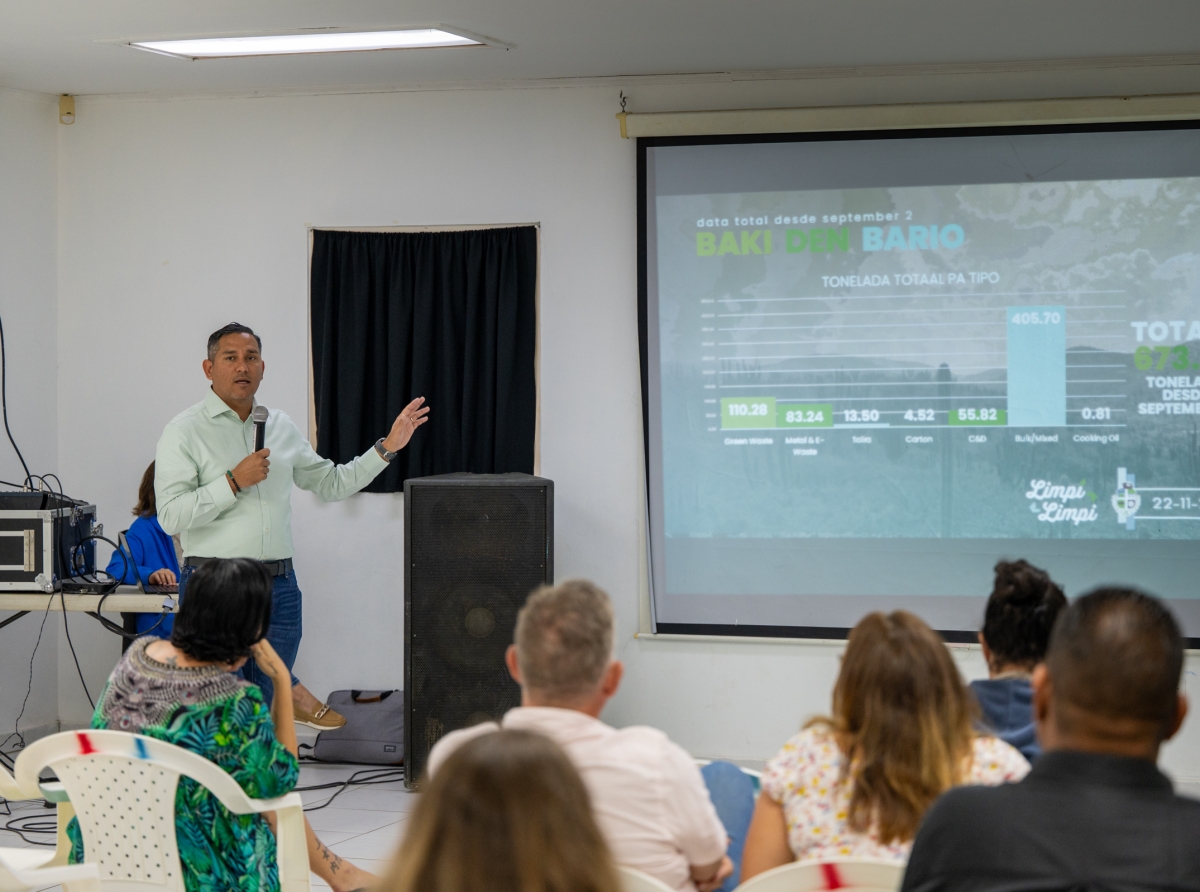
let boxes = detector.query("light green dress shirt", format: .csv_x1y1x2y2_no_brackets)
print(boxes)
155,388,388,560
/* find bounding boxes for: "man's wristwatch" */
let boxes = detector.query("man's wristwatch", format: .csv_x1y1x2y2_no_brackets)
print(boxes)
375,438,399,463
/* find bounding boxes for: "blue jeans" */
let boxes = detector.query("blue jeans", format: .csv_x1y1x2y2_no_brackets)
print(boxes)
178,564,303,704
701,761,758,892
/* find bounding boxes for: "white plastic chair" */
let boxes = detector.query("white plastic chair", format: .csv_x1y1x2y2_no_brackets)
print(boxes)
15,730,310,892
0,764,21,801
618,866,676,892
735,858,904,892
0,845,100,892
0,759,75,868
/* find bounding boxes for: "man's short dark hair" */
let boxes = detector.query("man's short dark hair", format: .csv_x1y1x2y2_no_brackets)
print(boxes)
170,558,273,663
1047,587,1183,734
207,323,262,361
982,559,1067,669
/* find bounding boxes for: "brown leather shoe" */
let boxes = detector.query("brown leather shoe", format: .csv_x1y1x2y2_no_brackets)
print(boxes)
294,703,346,730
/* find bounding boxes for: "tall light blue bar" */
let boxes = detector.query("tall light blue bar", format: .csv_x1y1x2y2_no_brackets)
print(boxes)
1007,305,1066,427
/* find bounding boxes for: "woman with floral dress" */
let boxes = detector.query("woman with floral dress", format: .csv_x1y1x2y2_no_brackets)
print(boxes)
741,611,1030,879
69,558,374,892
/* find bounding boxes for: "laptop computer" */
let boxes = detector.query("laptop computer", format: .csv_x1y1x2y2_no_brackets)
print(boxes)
117,530,179,595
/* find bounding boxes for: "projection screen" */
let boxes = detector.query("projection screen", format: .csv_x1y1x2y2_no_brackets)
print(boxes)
639,121,1200,643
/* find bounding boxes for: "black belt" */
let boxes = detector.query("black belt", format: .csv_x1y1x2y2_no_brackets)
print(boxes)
184,557,293,577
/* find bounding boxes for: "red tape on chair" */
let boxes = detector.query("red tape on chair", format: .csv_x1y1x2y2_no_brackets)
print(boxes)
821,863,845,890
76,731,96,754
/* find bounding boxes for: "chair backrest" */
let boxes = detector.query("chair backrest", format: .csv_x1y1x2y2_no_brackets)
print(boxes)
736,859,905,892
15,730,277,892
617,866,676,892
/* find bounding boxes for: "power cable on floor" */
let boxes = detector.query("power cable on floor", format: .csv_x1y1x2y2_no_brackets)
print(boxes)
296,767,405,812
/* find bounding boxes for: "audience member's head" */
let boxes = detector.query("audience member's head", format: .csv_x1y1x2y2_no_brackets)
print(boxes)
380,729,622,892
1035,587,1187,760
813,611,976,844
980,559,1067,675
133,461,158,518
169,558,273,666
507,579,622,713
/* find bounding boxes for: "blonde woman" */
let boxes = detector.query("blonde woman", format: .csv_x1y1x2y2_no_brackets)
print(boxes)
378,728,622,892
741,611,1029,878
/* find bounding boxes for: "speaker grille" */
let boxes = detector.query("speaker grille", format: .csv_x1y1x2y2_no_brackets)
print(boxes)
405,477,552,785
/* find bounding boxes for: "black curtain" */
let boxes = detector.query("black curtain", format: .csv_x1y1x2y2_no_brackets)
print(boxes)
310,227,537,493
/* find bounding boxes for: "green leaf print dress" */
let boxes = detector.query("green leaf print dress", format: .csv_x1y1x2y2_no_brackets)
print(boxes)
67,637,300,892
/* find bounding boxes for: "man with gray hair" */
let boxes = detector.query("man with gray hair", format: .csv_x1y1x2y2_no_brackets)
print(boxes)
428,579,733,892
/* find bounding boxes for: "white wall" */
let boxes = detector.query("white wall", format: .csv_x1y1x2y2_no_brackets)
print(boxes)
0,88,60,746
56,85,642,728
54,68,1200,779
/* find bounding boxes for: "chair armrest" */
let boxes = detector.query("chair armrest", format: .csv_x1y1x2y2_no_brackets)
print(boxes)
40,781,70,803
18,861,100,892
272,798,311,892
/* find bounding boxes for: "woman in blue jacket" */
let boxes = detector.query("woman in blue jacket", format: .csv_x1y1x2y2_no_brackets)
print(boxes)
105,461,180,635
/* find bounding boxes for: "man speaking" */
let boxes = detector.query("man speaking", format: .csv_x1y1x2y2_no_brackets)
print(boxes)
155,322,429,729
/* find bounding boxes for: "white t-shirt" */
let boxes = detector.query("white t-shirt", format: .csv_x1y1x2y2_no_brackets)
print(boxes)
428,707,728,891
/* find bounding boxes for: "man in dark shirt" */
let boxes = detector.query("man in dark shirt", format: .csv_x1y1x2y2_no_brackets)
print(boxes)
902,587,1200,892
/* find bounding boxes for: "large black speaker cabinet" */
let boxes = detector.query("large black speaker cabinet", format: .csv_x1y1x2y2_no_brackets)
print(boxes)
403,472,554,787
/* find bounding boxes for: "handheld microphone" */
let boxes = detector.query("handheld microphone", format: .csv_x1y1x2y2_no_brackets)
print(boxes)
252,405,269,452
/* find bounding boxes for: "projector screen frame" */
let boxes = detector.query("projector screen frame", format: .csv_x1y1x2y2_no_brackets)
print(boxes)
637,118,1200,646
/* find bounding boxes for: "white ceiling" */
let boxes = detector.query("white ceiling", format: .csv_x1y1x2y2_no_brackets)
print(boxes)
3,0,1200,97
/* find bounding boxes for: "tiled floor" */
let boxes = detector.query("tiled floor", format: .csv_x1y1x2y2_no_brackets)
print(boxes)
295,761,417,886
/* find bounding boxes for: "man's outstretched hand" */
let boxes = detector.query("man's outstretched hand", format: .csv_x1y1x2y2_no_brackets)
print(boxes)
382,397,430,453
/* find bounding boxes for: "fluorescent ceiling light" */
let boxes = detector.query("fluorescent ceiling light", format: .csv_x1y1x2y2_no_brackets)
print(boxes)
131,29,482,59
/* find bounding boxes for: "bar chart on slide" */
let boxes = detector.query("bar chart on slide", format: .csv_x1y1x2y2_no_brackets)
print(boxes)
707,291,1126,432
1006,305,1066,427
651,172,1200,550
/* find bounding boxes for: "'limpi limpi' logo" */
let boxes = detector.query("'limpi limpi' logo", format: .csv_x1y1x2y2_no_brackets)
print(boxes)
1025,479,1099,525
1111,467,1140,530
